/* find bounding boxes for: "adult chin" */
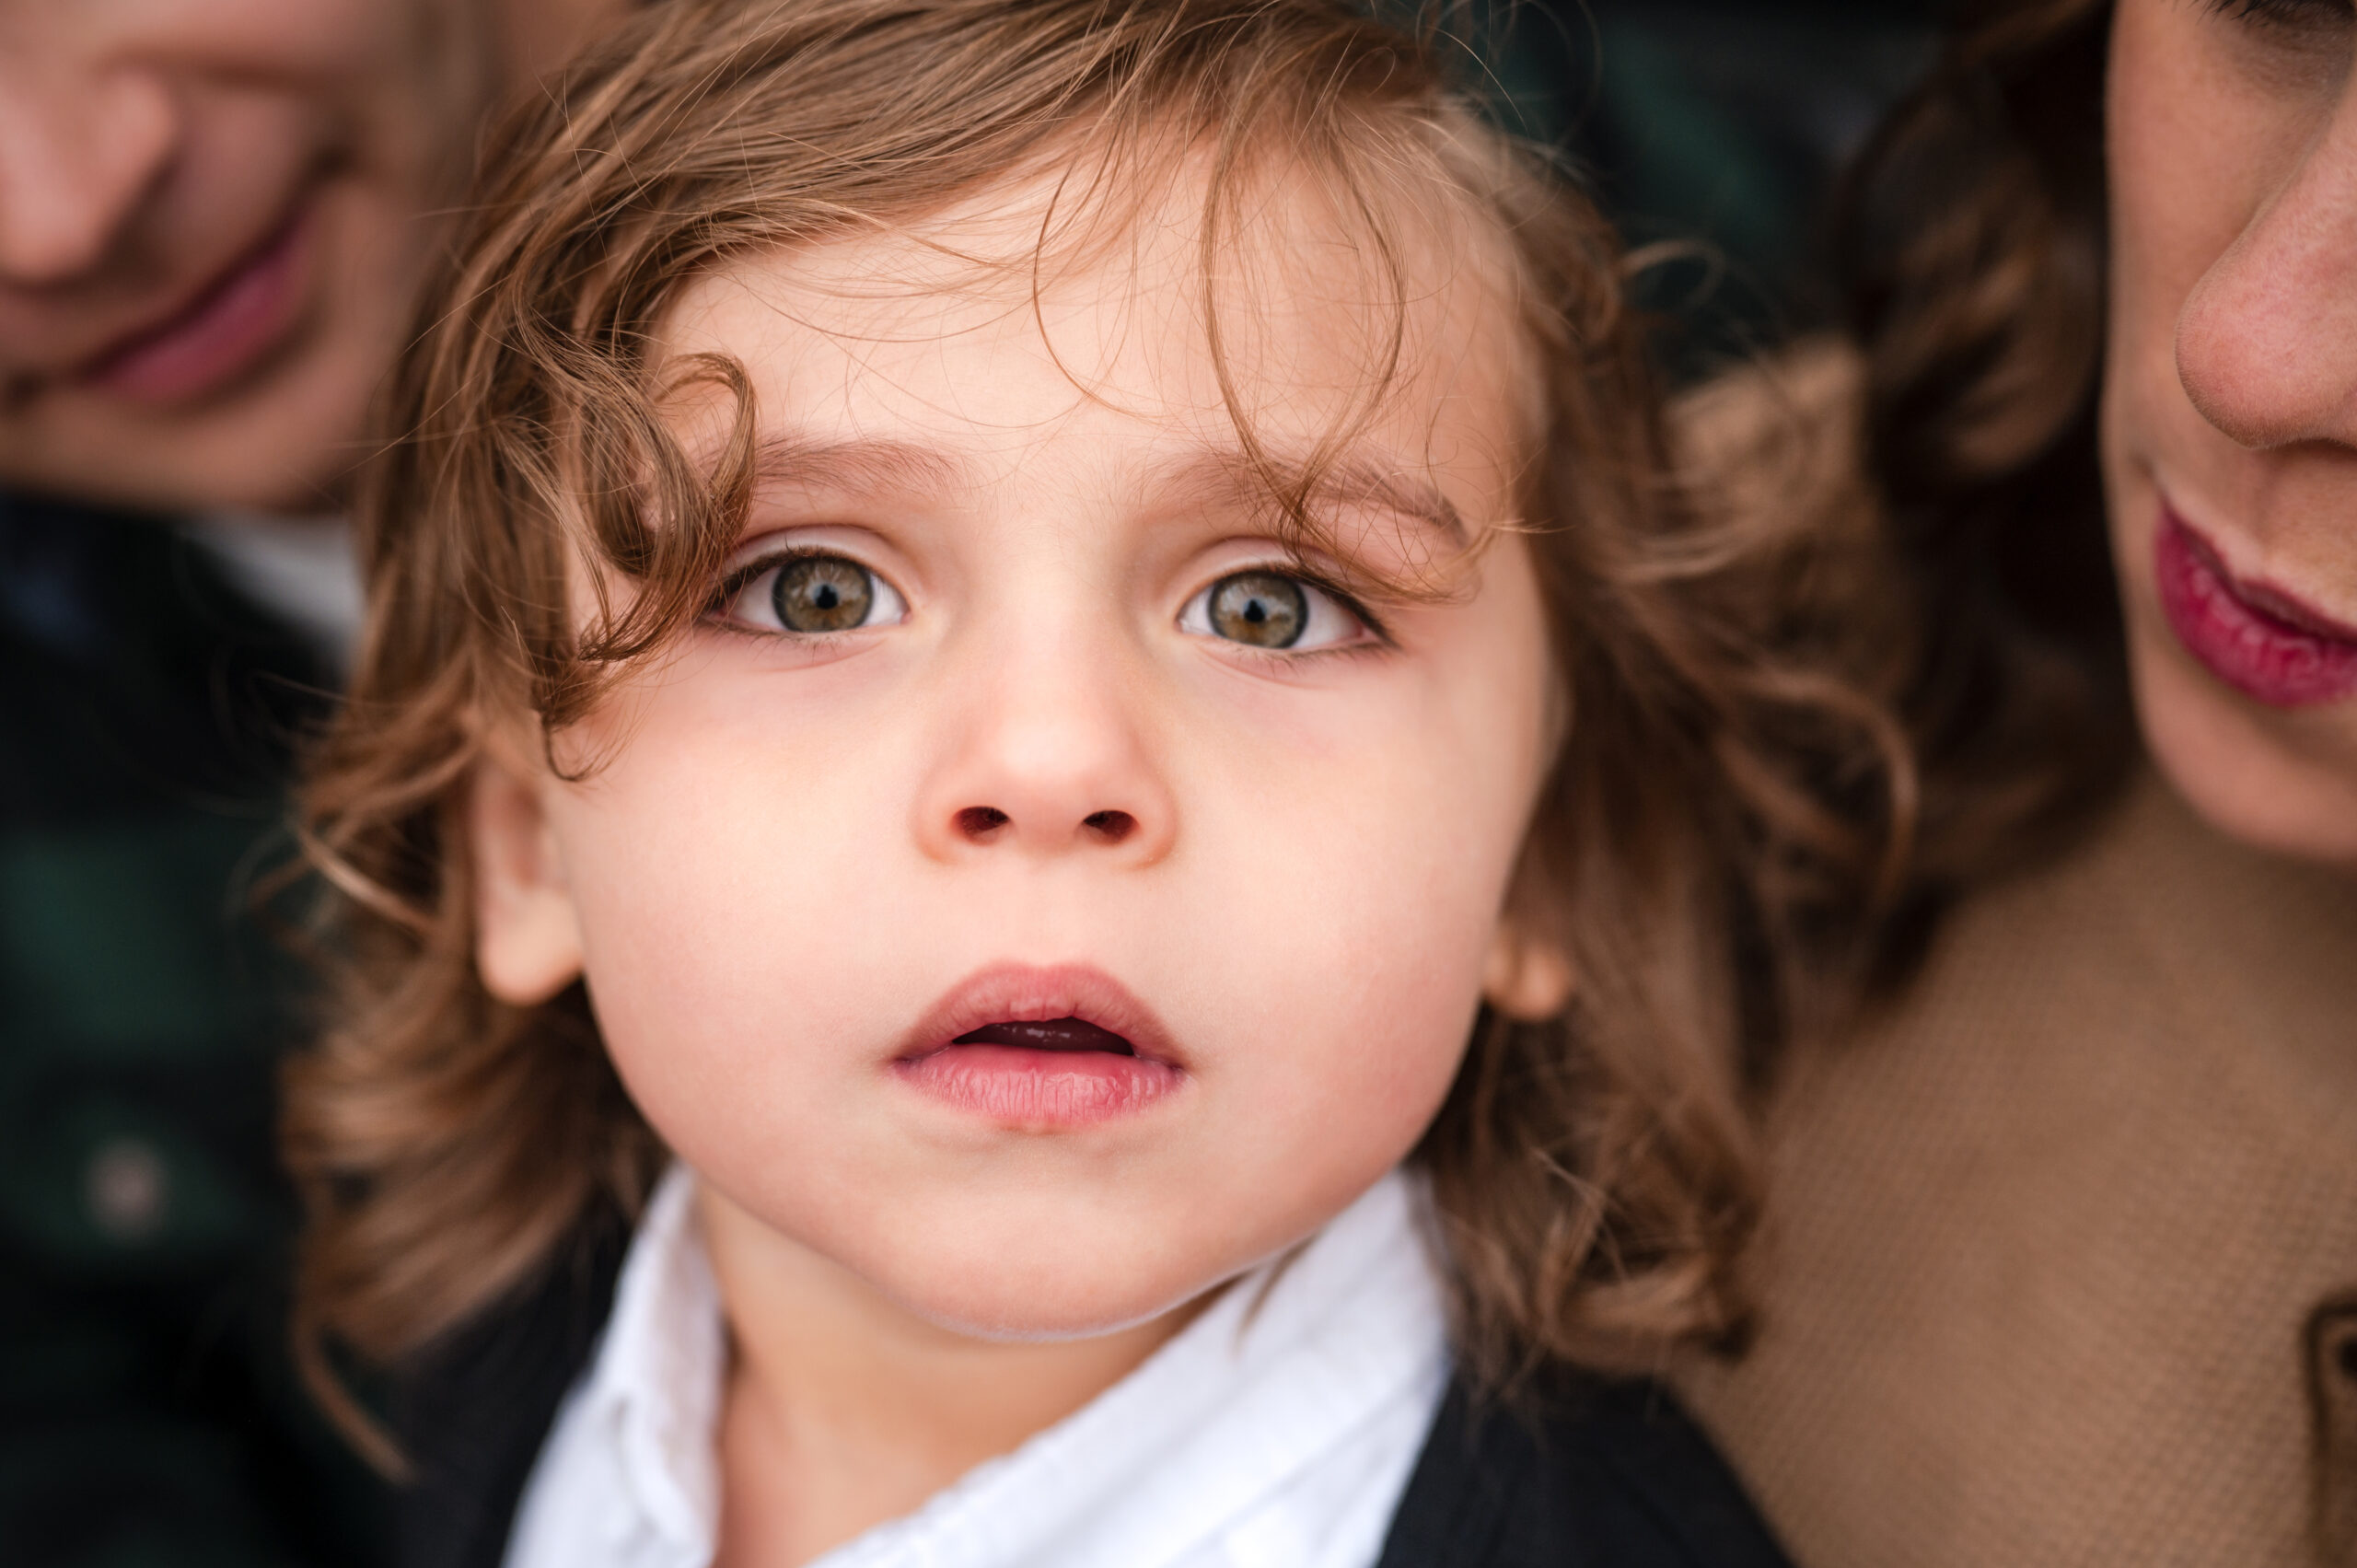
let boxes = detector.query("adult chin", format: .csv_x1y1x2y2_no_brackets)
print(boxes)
2125,627,2357,868
0,371,368,516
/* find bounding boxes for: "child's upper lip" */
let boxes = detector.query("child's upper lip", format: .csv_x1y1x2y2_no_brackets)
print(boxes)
897,962,1183,1067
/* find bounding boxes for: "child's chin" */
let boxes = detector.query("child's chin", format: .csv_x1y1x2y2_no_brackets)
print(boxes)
883,1267,1222,1345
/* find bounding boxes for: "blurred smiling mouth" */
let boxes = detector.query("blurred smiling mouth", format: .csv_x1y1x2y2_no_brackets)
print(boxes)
73,197,316,407
894,964,1185,1128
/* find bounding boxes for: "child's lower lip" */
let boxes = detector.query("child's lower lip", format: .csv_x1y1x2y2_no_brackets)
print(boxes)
2154,503,2357,707
894,1042,1182,1128
891,962,1187,1127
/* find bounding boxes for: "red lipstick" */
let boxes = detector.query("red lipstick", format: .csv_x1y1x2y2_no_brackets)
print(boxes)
893,964,1184,1128
2154,504,2357,708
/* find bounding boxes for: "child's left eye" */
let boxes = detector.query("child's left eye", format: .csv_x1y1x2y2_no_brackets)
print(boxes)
720,552,909,635
1178,569,1367,653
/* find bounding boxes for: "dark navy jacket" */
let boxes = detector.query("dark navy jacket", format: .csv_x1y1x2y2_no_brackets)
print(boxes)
0,494,390,1566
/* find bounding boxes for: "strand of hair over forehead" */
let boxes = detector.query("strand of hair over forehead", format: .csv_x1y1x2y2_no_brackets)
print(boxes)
533,0,1475,250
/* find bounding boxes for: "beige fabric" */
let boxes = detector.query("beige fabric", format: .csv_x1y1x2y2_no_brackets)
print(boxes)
1679,771,2357,1568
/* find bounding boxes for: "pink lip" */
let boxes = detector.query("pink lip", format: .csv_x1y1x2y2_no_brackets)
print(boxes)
76,201,313,405
893,963,1186,1128
2154,504,2357,708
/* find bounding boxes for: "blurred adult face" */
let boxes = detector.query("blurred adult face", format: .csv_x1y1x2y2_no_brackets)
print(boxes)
2104,0,2357,865
0,0,619,515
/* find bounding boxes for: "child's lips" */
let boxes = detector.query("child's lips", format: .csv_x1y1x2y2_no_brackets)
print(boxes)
894,963,1185,1128
897,1041,1180,1126
896,961,1180,1063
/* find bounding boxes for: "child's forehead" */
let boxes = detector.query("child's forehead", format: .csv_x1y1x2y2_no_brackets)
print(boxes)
652,155,1537,488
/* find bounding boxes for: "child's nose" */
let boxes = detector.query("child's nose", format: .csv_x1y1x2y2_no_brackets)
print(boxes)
911,642,1177,866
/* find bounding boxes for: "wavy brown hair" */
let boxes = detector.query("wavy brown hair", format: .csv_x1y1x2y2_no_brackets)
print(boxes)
286,0,1912,1462
1831,0,2131,928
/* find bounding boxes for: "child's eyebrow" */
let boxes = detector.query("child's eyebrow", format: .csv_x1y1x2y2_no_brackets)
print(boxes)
749,434,971,497
739,431,1468,547
1148,450,1469,546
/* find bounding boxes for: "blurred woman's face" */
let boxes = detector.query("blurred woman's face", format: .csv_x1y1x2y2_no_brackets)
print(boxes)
0,0,615,516
2104,0,2357,865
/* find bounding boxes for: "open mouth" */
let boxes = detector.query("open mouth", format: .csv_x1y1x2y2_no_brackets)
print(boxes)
950,1018,1138,1055
895,965,1183,1127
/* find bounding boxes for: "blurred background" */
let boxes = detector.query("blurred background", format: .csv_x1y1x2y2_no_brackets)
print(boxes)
1527,0,1945,376
0,3,1945,1564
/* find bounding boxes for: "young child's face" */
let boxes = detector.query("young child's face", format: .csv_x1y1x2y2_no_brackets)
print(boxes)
474,158,1563,1338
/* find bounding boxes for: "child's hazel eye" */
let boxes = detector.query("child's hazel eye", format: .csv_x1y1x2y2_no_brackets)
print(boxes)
1210,574,1305,647
725,553,908,635
1180,569,1364,653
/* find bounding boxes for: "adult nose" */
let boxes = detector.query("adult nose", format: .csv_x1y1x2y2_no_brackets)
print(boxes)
0,52,179,285
2175,87,2357,451
911,623,1178,867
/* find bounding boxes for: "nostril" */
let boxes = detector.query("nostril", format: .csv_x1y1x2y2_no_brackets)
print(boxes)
1082,809,1135,844
956,806,1009,840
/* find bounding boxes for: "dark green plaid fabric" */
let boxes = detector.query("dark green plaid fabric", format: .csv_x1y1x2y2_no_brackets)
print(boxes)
0,494,392,1568
1511,0,1944,374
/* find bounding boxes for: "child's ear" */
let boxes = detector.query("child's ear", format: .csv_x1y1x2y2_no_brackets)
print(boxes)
468,745,586,1006
1481,922,1576,1022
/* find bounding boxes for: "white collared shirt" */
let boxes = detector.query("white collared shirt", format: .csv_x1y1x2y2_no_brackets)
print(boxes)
505,1167,1451,1568
182,512,364,675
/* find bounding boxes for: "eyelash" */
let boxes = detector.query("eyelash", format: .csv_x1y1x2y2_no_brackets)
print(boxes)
2207,0,2352,25
1260,564,1394,649
714,548,819,607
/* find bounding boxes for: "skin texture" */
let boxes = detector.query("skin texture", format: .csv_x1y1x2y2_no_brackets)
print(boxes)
2103,0,2357,864
0,0,622,515
468,167,1568,1566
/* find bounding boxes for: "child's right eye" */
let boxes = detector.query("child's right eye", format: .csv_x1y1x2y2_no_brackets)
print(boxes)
719,552,909,635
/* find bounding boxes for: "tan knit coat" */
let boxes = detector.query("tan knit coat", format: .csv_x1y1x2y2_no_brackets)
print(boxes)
1679,772,2357,1567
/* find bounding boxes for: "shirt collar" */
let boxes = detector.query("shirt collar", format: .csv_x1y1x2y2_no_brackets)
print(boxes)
582,1166,727,1558
534,1165,1447,1568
